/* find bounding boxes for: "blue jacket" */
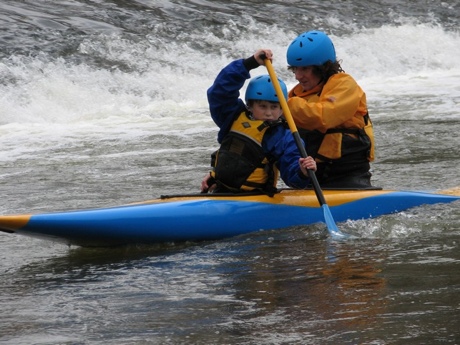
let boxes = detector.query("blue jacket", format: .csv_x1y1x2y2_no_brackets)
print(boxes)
207,59,310,189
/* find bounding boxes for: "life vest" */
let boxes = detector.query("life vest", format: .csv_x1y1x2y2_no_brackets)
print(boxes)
301,112,375,163
211,111,282,194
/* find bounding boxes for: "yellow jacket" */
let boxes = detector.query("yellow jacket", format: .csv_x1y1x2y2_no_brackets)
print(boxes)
288,73,374,162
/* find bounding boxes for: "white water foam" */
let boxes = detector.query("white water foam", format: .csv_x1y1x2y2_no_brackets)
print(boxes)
0,19,458,160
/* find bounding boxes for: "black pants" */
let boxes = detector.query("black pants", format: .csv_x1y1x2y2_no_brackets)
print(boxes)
315,161,374,189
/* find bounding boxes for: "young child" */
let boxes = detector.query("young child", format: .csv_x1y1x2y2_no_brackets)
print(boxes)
201,49,316,194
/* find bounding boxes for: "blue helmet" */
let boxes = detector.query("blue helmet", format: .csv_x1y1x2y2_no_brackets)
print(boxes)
286,30,336,66
245,75,288,103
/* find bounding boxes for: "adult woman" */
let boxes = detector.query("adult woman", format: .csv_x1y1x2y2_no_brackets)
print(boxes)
286,30,375,188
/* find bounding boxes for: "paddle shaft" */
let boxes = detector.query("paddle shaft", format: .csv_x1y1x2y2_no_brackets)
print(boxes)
264,59,326,206
264,58,343,236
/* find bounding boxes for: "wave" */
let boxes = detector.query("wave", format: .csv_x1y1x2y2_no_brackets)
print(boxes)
0,11,458,125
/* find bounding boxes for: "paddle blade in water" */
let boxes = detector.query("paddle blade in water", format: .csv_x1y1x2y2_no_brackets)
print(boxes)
322,204,346,238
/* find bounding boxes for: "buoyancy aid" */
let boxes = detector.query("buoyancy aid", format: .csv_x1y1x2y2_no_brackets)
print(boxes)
305,112,375,163
211,111,282,194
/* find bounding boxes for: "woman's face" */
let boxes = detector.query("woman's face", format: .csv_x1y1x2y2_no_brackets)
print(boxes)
292,66,321,92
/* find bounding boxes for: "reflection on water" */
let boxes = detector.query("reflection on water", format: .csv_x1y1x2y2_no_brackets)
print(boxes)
226,236,387,343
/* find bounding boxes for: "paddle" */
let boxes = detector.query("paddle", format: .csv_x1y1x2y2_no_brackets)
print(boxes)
264,58,345,238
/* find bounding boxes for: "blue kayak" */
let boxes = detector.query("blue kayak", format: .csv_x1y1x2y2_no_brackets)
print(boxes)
0,188,459,247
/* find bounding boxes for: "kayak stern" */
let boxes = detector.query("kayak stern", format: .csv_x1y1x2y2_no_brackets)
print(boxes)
0,214,32,233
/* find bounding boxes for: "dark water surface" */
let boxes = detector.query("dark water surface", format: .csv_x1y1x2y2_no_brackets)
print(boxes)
1,0,459,344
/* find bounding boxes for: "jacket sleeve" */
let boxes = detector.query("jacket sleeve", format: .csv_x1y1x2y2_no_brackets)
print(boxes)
287,73,367,132
207,59,250,143
264,128,310,189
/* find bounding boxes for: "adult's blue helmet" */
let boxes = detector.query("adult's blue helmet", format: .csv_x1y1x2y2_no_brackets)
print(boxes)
245,75,288,103
286,30,336,67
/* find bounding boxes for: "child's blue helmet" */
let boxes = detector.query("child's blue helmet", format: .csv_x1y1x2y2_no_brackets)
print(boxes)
286,30,336,67
245,75,288,103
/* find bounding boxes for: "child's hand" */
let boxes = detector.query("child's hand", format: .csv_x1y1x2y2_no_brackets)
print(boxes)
254,49,273,65
299,156,317,175
201,173,216,193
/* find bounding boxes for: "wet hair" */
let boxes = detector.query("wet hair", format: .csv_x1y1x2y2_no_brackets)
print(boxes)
288,60,344,83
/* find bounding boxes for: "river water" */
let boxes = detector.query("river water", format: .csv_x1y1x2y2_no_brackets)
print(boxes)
1,1,459,344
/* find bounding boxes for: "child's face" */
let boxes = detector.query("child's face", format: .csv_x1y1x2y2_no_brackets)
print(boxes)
249,100,283,122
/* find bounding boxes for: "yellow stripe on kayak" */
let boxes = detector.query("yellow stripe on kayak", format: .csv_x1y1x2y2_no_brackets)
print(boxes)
438,187,460,196
0,214,32,233
276,189,394,207
137,189,394,207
